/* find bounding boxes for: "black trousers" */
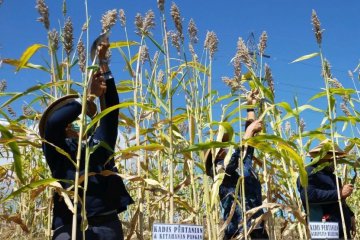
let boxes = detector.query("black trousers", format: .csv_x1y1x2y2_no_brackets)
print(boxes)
53,214,124,240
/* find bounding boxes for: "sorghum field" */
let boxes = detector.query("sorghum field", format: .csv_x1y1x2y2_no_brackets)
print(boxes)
0,1,359,239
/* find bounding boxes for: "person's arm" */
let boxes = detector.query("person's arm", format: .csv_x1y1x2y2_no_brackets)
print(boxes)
92,41,119,153
301,169,338,203
44,101,82,144
225,91,262,175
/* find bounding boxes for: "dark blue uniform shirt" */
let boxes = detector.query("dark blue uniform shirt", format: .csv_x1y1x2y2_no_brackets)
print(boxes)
298,165,354,238
43,76,133,229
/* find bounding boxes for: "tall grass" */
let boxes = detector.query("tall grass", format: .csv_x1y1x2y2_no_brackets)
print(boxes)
0,1,360,240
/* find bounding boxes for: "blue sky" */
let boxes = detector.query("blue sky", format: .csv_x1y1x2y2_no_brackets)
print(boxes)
1,0,360,134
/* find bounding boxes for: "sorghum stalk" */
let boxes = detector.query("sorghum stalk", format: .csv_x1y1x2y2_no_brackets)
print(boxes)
71,1,90,239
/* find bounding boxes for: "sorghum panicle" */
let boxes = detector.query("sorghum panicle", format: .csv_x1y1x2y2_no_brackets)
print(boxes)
222,76,244,92
48,29,59,52
311,10,323,45
258,31,268,55
204,31,218,60
232,54,241,79
157,0,165,12
188,43,198,61
188,18,198,44
285,121,291,135
77,40,86,73
62,17,74,56
0,80,7,92
22,104,35,116
170,2,183,42
157,70,165,84
119,9,126,27
36,0,50,30
135,13,144,36
168,30,181,55
299,118,306,132
6,105,16,118
340,102,351,117
237,37,252,69
265,64,275,95
143,10,155,35
322,59,332,79
101,9,118,33
140,45,149,64
152,51,159,65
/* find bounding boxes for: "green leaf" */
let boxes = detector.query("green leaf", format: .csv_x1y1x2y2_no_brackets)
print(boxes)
211,173,225,208
309,91,327,102
179,61,209,75
121,144,165,153
0,124,24,184
183,141,236,153
291,52,319,63
85,102,159,134
15,44,47,72
2,58,50,72
246,135,308,187
1,178,58,203
146,35,165,54
0,81,69,109
110,41,139,49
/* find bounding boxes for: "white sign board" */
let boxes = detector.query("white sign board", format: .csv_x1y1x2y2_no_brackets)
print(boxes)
152,223,203,240
310,222,339,239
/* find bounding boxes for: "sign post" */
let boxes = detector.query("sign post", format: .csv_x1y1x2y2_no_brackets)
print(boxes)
152,223,203,240
309,222,339,239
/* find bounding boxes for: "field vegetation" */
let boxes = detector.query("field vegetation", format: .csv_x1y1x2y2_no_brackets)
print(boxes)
0,0,359,239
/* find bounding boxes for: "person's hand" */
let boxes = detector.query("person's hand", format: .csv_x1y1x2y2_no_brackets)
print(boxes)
246,89,259,106
351,216,356,237
243,119,263,139
341,184,354,199
97,39,110,62
89,72,106,99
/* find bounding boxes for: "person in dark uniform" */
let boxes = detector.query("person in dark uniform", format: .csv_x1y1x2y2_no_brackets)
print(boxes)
205,91,268,240
297,140,356,239
39,39,133,240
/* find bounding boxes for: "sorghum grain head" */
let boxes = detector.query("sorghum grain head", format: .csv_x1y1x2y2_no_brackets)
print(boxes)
140,45,149,64
101,9,118,33
62,17,73,56
236,37,252,69
77,40,86,73
311,10,323,45
258,31,268,55
48,29,59,52
36,0,50,30
157,0,165,12
299,118,306,132
265,64,274,95
119,9,126,27
168,30,181,55
222,76,244,92
204,31,218,59
135,13,144,36
6,105,16,118
22,104,35,116
188,18,198,44
0,80,7,92
340,102,351,117
143,10,155,35
170,2,183,42
157,70,165,84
